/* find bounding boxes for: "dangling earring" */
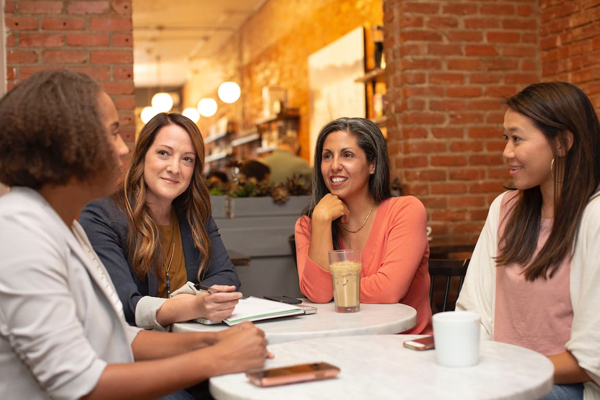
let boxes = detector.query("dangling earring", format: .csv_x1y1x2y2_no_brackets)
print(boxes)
550,158,555,178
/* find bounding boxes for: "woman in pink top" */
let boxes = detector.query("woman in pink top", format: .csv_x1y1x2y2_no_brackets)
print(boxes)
457,82,600,400
295,118,432,334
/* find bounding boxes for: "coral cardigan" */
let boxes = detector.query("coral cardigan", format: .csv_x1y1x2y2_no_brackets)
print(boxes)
295,196,433,334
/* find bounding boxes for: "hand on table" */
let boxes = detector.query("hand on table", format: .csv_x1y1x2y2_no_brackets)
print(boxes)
196,285,242,322
213,322,272,374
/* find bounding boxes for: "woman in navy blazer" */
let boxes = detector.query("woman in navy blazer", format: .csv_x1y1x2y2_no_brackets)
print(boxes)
80,113,241,331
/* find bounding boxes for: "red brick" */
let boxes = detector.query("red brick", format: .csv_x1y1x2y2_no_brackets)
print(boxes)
448,59,482,70
484,86,519,97
69,66,111,80
522,33,538,43
443,4,478,15
7,67,16,80
67,1,110,14
20,33,64,47
470,73,501,84
66,33,110,47
405,99,425,110
6,34,15,47
485,59,519,70
91,50,133,64
404,170,447,182
469,154,504,166
400,126,427,139
113,66,134,80
18,1,63,14
447,87,482,98
42,17,85,30
487,32,521,44
468,100,503,111
401,58,442,71
402,87,445,97
118,111,135,127
502,19,537,31
541,36,559,50
465,45,499,57
487,141,507,152
450,112,485,124
447,31,483,42
112,33,133,47
428,44,462,56
469,209,490,221
431,156,467,167
449,223,485,235
488,167,509,179
6,83,16,91
401,73,426,84
43,50,87,64
487,113,505,124
431,128,464,138
421,197,447,209
402,31,443,42
465,18,500,29
403,184,429,196
6,17,38,30
402,112,445,125
430,73,464,84
5,1,14,13
90,17,132,31
449,141,484,152
426,17,459,29
111,0,132,16
449,169,486,182
100,81,135,95
119,126,135,142
7,50,38,63
114,96,136,110
448,195,485,208
430,100,466,111
469,182,505,194
502,46,536,57
505,73,539,84
431,183,468,195
404,142,446,154
517,5,535,17
481,5,515,16
432,210,468,221
402,156,428,168
19,66,62,80
400,44,425,56
404,2,439,14
401,16,424,28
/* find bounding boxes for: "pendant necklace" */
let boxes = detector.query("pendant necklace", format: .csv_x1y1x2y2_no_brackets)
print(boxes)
165,225,175,297
340,203,376,234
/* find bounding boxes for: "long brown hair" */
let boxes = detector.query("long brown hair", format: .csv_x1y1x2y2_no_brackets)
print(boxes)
497,82,600,280
115,113,212,282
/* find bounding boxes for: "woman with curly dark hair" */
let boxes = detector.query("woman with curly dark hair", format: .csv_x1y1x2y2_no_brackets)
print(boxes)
0,70,268,400
80,113,241,331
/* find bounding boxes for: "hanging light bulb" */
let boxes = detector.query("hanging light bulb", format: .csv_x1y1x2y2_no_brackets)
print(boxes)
197,98,218,117
141,106,159,124
151,92,173,113
218,82,241,104
182,107,200,123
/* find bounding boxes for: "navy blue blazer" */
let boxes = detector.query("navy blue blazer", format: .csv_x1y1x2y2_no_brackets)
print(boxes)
79,196,240,326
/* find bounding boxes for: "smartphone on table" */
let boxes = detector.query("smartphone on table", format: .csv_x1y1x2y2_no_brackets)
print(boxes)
263,295,302,305
403,335,435,351
246,362,340,387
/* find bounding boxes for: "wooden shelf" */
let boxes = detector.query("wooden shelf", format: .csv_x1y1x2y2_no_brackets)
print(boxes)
255,108,300,125
204,131,228,144
205,153,229,163
354,68,386,83
231,133,261,148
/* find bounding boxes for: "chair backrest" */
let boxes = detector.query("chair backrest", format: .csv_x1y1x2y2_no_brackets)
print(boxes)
429,259,470,313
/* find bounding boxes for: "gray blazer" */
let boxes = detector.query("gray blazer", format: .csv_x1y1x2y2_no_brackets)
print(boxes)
79,196,240,329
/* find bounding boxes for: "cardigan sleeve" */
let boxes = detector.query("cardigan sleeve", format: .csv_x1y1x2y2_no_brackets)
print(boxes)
456,192,506,341
79,199,168,331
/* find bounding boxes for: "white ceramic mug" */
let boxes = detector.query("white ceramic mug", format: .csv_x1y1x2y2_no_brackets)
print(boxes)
432,311,480,367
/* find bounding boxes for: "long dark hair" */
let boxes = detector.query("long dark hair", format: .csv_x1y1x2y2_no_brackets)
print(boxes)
304,117,393,249
114,113,212,282
497,82,600,280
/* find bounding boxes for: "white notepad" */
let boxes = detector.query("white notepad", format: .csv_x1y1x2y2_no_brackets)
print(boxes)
223,296,304,326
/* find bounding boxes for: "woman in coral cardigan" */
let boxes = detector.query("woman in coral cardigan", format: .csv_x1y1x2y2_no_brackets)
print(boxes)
295,118,432,334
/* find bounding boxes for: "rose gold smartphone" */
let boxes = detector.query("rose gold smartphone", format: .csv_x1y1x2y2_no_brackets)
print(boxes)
246,362,340,387
403,335,435,351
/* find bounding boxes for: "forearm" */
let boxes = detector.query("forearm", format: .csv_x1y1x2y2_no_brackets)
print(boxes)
308,219,334,270
82,346,224,400
155,294,203,327
549,351,591,384
131,330,218,361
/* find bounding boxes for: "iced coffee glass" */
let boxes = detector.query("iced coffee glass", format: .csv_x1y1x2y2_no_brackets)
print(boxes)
328,249,362,313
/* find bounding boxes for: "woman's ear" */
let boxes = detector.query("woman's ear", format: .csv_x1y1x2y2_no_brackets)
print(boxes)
556,131,574,157
370,162,375,174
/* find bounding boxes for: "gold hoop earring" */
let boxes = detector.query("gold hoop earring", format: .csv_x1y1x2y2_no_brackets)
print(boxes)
551,158,555,178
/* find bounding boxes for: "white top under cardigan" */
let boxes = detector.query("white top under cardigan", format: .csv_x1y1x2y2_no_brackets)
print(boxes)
0,187,141,400
457,191,600,400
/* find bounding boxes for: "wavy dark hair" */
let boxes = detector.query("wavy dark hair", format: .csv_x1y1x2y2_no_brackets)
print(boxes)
303,117,393,249
114,113,212,282
497,82,600,280
0,69,117,189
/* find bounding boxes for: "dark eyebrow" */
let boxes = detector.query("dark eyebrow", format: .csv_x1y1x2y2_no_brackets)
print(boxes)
341,147,355,152
110,121,119,129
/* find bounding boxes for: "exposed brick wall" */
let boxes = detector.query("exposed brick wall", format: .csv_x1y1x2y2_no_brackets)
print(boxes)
384,0,541,240
4,0,136,145
540,0,600,112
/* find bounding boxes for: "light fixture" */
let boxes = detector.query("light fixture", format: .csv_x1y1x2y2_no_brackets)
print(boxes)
141,106,159,124
197,98,218,117
182,107,200,123
218,82,241,104
151,92,173,113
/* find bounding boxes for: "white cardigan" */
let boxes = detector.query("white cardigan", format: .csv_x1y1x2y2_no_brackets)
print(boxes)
457,191,600,400
0,188,141,400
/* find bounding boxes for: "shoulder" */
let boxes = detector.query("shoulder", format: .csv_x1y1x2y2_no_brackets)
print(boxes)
295,215,312,231
384,196,426,216
579,193,600,230
81,196,125,223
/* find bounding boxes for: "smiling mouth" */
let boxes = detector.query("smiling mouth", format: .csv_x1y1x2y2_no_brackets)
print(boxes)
509,166,523,175
161,177,179,184
330,177,348,184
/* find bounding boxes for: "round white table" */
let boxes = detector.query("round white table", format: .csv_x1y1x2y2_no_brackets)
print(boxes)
209,335,554,400
172,301,417,345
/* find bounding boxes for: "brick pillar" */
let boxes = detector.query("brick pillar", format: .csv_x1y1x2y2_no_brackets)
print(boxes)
540,0,600,112
384,0,540,240
4,0,136,145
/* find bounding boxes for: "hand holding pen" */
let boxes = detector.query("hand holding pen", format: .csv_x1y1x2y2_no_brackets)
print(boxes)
193,284,243,322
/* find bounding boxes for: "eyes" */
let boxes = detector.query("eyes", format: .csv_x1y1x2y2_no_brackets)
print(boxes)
322,151,355,160
502,134,521,143
156,149,196,164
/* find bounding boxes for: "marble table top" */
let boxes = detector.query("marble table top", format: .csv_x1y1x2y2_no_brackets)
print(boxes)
172,301,417,345
209,335,554,400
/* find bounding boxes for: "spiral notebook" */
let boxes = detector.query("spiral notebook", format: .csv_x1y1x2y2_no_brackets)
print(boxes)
223,296,304,326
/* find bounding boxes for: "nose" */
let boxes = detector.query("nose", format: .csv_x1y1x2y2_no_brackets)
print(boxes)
167,158,180,174
503,140,514,160
115,134,129,158
331,155,343,171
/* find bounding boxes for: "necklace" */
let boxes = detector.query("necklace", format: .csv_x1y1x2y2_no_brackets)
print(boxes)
165,241,175,297
340,203,376,234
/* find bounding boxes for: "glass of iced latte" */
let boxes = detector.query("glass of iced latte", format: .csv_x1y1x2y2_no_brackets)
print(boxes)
328,249,362,313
